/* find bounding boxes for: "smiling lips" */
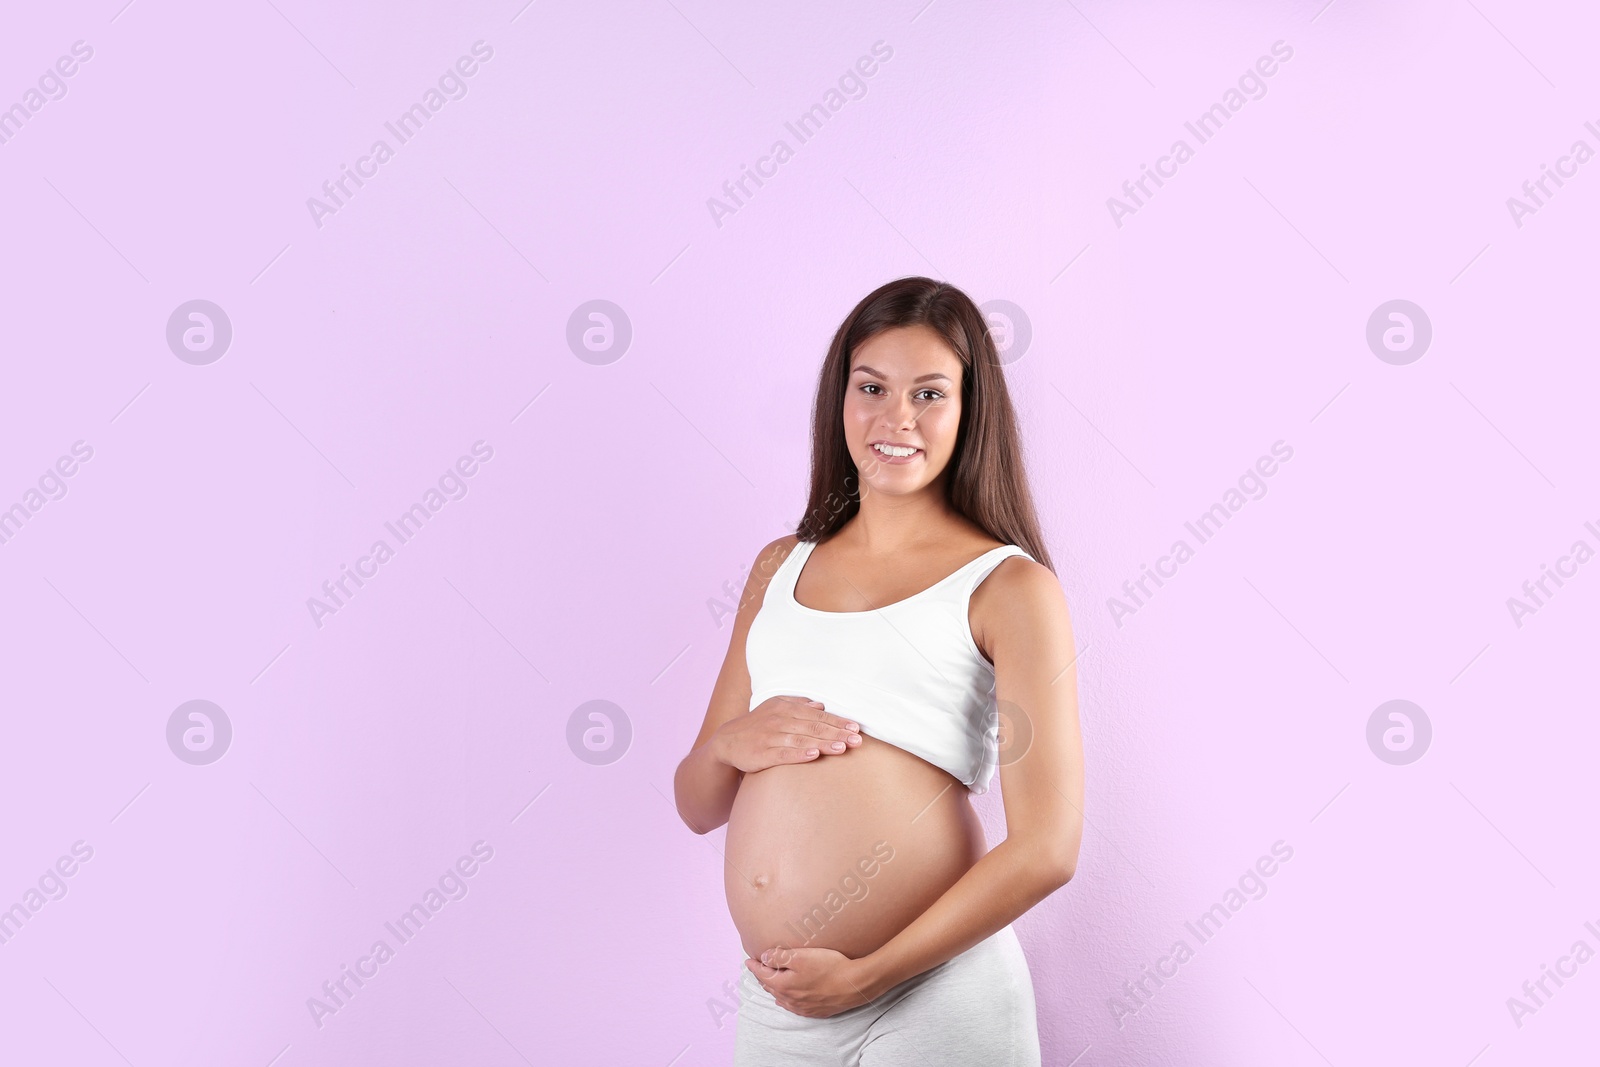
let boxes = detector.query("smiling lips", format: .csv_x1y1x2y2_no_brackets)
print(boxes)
870,441,921,463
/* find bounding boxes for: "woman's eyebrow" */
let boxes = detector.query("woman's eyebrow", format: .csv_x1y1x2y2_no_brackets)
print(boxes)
851,364,952,383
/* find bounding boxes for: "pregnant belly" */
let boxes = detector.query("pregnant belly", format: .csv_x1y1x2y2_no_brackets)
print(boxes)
723,733,987,962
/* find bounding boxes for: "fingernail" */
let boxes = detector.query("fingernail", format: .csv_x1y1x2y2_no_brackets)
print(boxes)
830,741,844,751
846,723,859,732
806,748,818,757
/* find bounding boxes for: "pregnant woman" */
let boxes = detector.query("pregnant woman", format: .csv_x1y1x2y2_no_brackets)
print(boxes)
673,277,1084,1066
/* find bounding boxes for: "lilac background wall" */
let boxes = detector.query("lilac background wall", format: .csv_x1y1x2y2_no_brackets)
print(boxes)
2,1,1595,1063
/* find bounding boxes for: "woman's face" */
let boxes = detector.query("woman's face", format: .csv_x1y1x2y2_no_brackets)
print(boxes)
843,325,965,498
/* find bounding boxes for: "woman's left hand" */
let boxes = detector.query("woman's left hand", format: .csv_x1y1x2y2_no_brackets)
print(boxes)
745,946,877,1018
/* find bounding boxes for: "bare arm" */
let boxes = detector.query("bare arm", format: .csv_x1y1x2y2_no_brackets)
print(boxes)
852,557,1084,994
675,535,867,833
671,535,794,835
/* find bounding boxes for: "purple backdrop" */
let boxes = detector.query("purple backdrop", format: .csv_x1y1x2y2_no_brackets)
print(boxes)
1,1,1595,1063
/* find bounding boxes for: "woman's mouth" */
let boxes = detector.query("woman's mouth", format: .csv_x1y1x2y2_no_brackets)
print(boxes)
870,442,922,464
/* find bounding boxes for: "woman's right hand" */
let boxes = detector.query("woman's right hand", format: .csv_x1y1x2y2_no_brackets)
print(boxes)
712,696,863,774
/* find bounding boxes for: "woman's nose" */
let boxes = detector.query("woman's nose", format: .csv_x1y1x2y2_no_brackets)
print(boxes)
883,393,916,429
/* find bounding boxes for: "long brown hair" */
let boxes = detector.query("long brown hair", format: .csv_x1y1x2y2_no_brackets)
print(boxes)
795,276,1055,573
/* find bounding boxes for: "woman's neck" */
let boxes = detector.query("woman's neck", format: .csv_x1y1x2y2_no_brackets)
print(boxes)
844,485,965,555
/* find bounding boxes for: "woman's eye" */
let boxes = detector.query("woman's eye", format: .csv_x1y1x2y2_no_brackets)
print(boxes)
856,383,943,400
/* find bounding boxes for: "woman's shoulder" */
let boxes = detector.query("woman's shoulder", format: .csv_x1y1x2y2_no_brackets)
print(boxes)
971,548,1065,619
982,549,1054,588
969,548,1069,664
724,535,806,628
743,534,808,593
966,527,1059,608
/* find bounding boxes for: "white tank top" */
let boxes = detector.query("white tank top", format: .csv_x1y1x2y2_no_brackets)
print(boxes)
745,537,1035,795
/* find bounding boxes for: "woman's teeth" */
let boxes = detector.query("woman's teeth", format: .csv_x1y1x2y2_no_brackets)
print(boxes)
873,443,919,457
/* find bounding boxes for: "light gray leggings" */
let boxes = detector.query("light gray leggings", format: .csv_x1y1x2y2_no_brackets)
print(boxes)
733,923,1042,1066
